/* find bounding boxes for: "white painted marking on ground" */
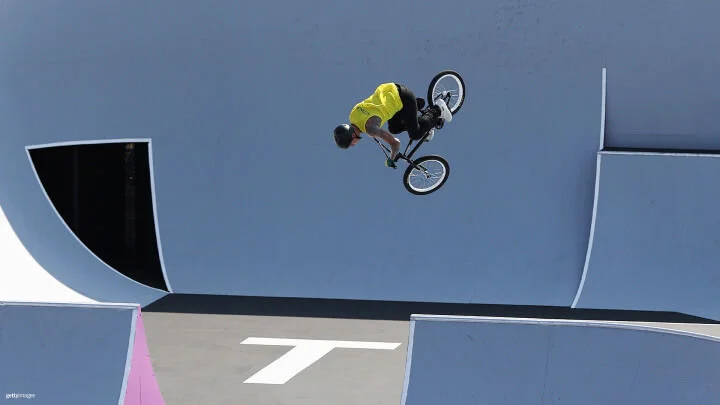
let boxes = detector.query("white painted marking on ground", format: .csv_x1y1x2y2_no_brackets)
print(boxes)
240,337,401,384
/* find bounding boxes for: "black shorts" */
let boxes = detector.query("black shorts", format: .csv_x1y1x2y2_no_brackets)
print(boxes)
388,83,437,139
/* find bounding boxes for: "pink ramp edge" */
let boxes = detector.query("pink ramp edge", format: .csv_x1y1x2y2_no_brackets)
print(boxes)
124,309,166,405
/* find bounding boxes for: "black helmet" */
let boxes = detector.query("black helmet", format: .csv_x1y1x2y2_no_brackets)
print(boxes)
333,124,355,149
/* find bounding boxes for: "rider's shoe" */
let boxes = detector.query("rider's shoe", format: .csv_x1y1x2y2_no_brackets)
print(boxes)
385,158,397,169
422,105,443,128
435,99,453,123
424,128,435,142
426,105,444,129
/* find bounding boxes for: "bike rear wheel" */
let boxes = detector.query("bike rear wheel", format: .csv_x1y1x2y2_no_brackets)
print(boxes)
402,155,450,195
427,70,465,115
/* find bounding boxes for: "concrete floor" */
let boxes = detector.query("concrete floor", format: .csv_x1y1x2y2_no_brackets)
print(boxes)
142,295,720,405
143,312,410,405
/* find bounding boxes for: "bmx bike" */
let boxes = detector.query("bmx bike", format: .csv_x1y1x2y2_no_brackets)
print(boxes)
373,70,466,195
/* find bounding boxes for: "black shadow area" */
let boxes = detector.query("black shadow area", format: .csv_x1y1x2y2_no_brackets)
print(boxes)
143,294,718,324
28,141,168,291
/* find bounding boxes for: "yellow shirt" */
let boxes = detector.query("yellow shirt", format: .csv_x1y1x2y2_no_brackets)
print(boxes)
349,83,403,133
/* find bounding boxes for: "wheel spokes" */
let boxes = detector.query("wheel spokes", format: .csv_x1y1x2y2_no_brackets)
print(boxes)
407,160,447,192
431,74,464,113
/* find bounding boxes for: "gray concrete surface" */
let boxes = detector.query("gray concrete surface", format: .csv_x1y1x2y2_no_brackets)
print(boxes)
142,307,720,405
142,312,410,405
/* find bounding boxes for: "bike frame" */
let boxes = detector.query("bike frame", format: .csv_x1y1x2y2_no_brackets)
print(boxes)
373,107,437,170
373,133,429,169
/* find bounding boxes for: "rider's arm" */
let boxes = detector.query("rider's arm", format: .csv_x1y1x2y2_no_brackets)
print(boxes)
365,116,400,149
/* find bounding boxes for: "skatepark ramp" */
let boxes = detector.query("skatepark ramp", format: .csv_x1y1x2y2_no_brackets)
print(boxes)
401,315,720,405
0,199,165,403
0,204,96,304
0,198,167,307
3,0,720,320
0,198,165,404
4,0,720,403
572,151,720,320
0,302,164,405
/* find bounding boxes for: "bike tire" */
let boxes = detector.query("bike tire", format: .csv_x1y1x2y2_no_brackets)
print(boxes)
427,70,466,115
402,154,450,195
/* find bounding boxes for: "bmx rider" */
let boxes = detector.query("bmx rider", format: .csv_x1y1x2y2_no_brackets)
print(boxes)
332,82,452,168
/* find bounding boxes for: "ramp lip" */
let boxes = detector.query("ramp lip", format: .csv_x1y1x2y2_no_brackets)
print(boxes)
399,319,416,405
600,150,720,158
118,307,139,405
571,152,602,308
0,301,140,309
575,66,607,308
599,66,606,149
146,140,172,292
24,138,171,295
408,314,720,342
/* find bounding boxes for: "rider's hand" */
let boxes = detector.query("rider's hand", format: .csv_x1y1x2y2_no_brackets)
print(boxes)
390,137,401,158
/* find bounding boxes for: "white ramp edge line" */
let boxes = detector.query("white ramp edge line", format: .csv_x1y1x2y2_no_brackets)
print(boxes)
399,320,416,405
571,152,602,308
408,314,720,343
118,306,139,405
599,66,606,150
0,301,139,310
24,139,169,295
146,140,172,292
240,337,401,385
0,204,96,304
24,139,153,149
600,150,720,158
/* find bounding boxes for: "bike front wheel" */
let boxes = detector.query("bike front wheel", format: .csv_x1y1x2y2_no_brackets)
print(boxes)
403,155,450,195
427,70,465,115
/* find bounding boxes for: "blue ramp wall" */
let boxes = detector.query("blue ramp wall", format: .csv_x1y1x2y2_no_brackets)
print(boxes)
402,315,720,405
600,2,720,150
573,151,720,320
0,303,137,405
0,184,167,306
2,1,720,307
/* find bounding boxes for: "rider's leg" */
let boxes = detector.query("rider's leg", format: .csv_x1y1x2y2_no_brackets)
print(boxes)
383,114,404,161
395,84,441,140
387,113,406,135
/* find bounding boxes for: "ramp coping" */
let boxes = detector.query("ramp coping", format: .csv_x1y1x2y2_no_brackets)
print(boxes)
409,314,720,343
